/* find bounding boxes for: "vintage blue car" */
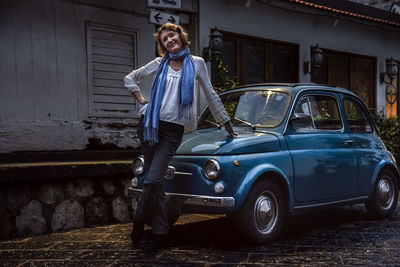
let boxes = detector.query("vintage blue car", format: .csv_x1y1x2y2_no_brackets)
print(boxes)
130,83,399,244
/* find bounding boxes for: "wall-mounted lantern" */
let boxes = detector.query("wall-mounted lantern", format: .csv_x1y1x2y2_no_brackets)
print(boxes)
202,27,224,62
303,44,324,75
380,57,398,84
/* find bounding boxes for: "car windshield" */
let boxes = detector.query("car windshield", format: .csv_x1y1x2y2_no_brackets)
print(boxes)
198,89,290,129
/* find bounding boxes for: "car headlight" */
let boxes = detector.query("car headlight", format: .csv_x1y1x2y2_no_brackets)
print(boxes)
132,156,144,176
203,159,220,180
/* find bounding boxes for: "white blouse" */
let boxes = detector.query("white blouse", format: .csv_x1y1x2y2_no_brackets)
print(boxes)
158,66,183,125
124,56,229,133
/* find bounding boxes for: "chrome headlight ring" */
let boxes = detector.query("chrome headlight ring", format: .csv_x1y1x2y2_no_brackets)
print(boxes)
132,156,145,176
203,159,221,180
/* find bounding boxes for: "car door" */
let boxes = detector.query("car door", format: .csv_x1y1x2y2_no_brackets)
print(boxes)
285,92,358,203
342,96,385,196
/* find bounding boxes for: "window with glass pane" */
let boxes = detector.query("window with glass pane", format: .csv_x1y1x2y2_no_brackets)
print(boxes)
221,40,236,81
243,42,265,84
385,78,398,117
295,97,312,116
311,49,375,109
352,59,373,106
343,98,373,133
384,59,399,118
294,96,314,131
332,57,350,89
219,32,298,85
272,45,296,82
309,95,342,130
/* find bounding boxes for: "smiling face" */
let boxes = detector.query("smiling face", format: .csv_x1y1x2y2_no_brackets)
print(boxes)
160,30,184,54
154,23,190,57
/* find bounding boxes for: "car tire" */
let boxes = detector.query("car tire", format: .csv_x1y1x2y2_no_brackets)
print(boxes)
366,169,398,218
236,179,286,244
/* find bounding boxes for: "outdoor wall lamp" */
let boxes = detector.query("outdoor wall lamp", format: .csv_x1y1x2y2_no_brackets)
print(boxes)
380,57,398,84
202,27,223,62
303,44,324,75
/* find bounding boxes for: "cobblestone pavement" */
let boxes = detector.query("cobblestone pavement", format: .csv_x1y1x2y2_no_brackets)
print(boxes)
1,200,400,266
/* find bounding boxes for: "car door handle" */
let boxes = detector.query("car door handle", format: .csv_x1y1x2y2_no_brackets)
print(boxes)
343,139,355,146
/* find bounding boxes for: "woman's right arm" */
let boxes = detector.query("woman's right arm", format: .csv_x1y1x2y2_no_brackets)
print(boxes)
124,58,161,104
132,91,148,105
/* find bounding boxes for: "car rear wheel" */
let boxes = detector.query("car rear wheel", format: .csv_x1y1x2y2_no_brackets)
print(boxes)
236,180,286,244
366,169,398,218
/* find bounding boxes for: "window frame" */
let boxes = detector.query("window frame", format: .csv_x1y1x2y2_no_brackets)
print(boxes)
293,93,344,132
343,96,375,134
219,31,299,85
311,48,376,109
384,58,400,117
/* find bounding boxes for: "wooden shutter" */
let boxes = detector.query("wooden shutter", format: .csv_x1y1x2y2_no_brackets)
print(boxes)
86,22,137,117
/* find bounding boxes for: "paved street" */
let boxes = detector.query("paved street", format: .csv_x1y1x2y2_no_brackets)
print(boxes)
1,200,400,266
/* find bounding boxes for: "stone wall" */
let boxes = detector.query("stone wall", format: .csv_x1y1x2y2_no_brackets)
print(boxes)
0,174,134,239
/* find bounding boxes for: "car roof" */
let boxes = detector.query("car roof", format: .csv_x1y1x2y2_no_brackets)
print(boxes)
223,83,358,98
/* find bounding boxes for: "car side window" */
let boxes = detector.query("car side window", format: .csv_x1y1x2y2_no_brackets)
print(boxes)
293,95,342,131
343,98,373,133
293,96,314,131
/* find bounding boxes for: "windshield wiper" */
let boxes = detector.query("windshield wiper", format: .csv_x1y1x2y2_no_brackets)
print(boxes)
204,119,221,128
232,117,256,130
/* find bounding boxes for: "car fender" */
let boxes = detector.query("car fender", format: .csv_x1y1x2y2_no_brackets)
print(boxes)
368,157,400,196
233,163,294,211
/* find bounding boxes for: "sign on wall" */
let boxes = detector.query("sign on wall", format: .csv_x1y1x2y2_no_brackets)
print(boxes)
149,9,180,25
147,0,182,10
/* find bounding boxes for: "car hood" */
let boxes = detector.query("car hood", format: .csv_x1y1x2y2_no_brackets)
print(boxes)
176,127,281,155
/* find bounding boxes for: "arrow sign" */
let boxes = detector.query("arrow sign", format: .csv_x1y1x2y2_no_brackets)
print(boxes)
149,10,180,25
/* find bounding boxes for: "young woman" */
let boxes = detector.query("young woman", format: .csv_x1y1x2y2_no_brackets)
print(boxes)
124,23,236,252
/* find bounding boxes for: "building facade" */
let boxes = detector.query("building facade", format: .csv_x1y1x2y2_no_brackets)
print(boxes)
0,0,399,153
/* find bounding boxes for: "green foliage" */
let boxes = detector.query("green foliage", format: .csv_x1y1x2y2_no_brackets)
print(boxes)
371,110,400,163
314,107,331,121
345,104,358,120
223,101,239,119
210,54,238,94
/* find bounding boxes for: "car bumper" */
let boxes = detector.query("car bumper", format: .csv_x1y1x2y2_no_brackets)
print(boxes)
129,187,235,208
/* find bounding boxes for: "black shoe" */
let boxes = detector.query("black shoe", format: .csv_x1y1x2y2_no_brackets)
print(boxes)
131,223,144,245
144,234,168,253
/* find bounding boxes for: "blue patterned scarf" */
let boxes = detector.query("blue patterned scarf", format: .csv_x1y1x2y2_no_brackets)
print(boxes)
143,48,195,145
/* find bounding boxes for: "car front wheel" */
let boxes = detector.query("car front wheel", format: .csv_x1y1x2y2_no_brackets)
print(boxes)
366,169,399,218
236,179,286,244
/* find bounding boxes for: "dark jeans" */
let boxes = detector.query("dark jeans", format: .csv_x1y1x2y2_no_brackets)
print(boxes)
134,116,184,235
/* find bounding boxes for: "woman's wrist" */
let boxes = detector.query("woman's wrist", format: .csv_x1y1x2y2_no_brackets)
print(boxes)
132,92,145,104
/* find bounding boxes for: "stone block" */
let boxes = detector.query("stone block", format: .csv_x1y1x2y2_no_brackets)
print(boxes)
6,183,32,216
65,179,94,200
51,200,84,231
101,179,115,196
120,178,131,198
39,182,63,205
85,196,110,225
15,200,47,236
112,196,130,223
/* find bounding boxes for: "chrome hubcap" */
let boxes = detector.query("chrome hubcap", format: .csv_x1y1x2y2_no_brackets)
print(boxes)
377,177,394,210
254,192,278,234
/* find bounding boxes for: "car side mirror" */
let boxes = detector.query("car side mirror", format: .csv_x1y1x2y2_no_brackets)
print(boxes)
290,113,313,130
